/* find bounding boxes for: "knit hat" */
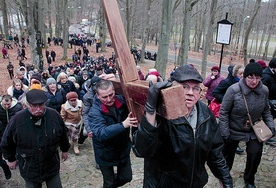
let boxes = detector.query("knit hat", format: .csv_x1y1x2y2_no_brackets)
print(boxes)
243,63,263,78
66,92,78,100
46,78,56,86
88,76,101,88
256,60,267,69
171,64,203,83
29,83,42,90
31,73,41,83
211,66,220,72
26,89,47,104
269,58,276,68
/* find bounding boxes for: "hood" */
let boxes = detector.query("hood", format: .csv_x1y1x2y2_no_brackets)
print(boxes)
1,98,18,109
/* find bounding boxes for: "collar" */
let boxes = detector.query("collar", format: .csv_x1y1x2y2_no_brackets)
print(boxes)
64,100,82,111
101,97,123,113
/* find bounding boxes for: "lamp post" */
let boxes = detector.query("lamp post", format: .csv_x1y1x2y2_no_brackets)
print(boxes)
237,16,250,56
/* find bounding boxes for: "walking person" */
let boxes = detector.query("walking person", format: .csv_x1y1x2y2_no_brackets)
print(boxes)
132,65,233,188
60,92,83,155
51,50,56,62
212,64,245,155
1,89,70,187
7,62,14,79
219,62,275,188
88,79,138,187
0,95,22,180
261,58,276,146
203,66,225,105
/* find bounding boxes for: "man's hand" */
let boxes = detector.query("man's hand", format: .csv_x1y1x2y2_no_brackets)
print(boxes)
122,112,138,128
61,152,68,162
8,161,17,170
145,80,172,114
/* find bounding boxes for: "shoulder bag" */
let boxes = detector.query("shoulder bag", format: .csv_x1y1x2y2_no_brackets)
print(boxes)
242,94,272,142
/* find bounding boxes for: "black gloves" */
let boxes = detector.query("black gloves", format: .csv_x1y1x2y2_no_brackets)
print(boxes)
145,80,172,114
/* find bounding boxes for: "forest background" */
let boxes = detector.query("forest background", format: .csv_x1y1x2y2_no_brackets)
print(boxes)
0,0,275,79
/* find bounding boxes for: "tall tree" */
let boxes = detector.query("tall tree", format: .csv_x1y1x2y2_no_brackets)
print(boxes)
243,0,261,65
201,0,217,79
155,0,173,78
1,0,9,38
62,0,69,59
141,0,153,64
177,0,199,66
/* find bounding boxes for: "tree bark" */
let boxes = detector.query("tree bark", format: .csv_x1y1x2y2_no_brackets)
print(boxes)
177,0,198,66
141,0,153,64
62,0,69,59
1,0,9,38
243,0,261,65
201,0,217,79
155,0,173,78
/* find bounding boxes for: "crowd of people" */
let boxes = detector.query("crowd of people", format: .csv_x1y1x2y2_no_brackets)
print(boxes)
0,34,275,188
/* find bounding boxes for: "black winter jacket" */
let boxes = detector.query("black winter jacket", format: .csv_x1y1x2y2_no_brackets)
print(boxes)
1,107,70,182
133,101,233,188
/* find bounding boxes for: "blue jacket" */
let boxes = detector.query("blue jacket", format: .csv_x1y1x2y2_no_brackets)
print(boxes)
88,95,131,166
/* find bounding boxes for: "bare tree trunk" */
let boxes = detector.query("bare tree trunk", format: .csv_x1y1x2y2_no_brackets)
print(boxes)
126,0,131,44
201,0,217,79
262,1,275,60
1,0,9,38
99,1,106,52
55,0,62,38
62,0,69,59
243,0,261,65
48,0,53,39
141,0,153,64
155,0,173,78
177,0,198,66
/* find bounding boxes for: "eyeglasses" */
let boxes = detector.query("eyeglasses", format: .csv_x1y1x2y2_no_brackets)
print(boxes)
182,84,202,94
246,75,261,81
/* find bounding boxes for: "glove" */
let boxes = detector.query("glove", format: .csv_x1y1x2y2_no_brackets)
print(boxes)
145,80,172,114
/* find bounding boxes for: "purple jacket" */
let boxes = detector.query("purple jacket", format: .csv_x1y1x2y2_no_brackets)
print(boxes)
203,74,225,101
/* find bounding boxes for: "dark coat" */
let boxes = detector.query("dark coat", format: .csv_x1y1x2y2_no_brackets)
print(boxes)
45,87,66,113
261,67,276,117
88,95,131,166
212,66,235,103
1,107,70,182
58,80,77,94
0,99,22,140
132,101,233,188
219,79,275,141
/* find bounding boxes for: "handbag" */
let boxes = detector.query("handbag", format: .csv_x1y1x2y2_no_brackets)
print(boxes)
242,94,273,142
208,98,221,118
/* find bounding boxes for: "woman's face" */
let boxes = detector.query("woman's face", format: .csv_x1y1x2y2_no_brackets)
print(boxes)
236,68,244,79
14,83,22,90
60,77,68,83
48,83,57,91
212,70,219,76
245,74,260,89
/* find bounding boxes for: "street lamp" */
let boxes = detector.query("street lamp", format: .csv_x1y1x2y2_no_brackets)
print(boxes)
237,15,250,56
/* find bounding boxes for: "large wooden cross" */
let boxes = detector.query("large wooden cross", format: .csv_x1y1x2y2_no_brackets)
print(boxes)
102,0,187,120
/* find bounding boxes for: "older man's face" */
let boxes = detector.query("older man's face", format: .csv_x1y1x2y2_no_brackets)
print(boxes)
28,103,45,116
174,80,202,110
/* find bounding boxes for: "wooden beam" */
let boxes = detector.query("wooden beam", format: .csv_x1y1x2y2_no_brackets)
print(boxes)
102,0,188,120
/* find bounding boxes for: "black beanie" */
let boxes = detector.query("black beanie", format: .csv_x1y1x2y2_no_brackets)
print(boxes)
269,58,276,68
243,63,263,78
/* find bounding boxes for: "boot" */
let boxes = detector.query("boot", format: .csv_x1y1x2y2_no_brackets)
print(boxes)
1,160,11,180
73,141,80,155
